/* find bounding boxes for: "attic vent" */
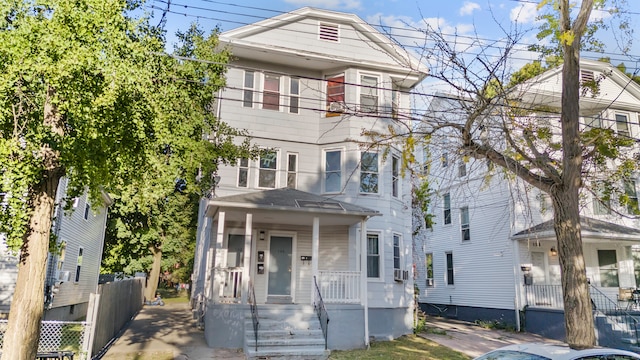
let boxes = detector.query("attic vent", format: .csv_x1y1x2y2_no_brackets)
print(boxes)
580,70,595,82
319,23,339,42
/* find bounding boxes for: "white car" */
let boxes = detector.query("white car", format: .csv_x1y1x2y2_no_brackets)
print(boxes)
474,343,640,360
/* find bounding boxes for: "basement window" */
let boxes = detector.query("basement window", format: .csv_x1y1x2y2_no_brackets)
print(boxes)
319,23,339,42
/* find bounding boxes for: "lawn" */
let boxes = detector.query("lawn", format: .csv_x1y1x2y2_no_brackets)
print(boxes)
329,334,471,360
156,287,189,304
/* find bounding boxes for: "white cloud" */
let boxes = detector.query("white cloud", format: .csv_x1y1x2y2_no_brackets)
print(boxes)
510,2,539,24
284,0,362,10
459,2,481,16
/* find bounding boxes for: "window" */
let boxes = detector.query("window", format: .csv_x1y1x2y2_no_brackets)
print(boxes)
287,153,297,189
593,181,611,215
367,234,380,278
326,75,344,116
598,249,618,287
263,73,280,110
393,234,401,271
243,71,255,108
289,78,299,113
616,113,630,136
458,162,466,177
539,192,551,213
443,193,451,225
460,206,470,241
325,150,341,193
237,158,249,188
74,247,83,283
585,115,602,129
72,198,79,208
391,86,400,120
83,203,90,220
426,253,434,287
258,151,277,188
624,180,639,215
446,252,454,285
56,242,66,277
360,75,378,113
360,152,379,193
441,152,448,167
392,156,400,198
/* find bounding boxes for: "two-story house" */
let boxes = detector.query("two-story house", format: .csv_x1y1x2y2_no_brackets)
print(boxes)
0,177,112,321
415,59,640,346
189,7,428,357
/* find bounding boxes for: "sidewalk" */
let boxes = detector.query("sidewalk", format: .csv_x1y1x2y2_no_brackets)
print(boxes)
421,316,563,358
98,302,244,360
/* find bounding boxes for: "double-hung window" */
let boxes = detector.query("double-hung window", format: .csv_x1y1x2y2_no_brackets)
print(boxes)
426,253,434,287
325,150,342,193
360,75,378,113
243,71,255,108
458,162,466,177
84,203,90,220
263,73,280,110
615,113,630,137
391,86,400,120
258,151,277,188
75,247,83,283
592,181,611,215
393,234,401,271
460,206,470,241
289,78,299,113
441,152,448,168
360,152,379,193
367,233,380,278
446,252,454,285
237,158,249,188
392,156,400,198
287,153,298,189
624,180,639,215
443,193,451,225
326,75,345,116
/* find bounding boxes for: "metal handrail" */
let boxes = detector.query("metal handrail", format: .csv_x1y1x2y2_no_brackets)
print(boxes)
589,284,640,347
313,275,330,350
248,280,259,351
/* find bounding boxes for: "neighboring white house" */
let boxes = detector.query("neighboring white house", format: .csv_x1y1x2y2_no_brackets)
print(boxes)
0,177,112,321
189,7,428,357
415,59,640,344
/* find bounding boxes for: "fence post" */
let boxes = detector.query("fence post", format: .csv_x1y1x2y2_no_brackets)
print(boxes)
83,293,100,359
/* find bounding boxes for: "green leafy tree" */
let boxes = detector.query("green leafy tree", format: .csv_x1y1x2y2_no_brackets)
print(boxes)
0,2,250,358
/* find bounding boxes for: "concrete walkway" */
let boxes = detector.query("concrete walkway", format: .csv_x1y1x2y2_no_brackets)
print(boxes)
421,316,563,358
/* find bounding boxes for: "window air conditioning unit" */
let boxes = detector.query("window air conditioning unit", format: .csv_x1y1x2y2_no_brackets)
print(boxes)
58,271,70,282
394,269,409,282
426,278,434,287
328,102,345,112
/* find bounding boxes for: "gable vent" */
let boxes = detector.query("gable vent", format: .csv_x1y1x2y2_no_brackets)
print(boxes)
319,23,339,42
580,70,595,82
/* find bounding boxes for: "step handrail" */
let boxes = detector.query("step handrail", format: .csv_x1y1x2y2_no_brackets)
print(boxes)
589,284,640,346
313,275,330,350
249,280,259,351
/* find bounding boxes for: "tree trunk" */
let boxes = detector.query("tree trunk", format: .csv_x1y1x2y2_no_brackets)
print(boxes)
145,245,163,301
1,175,61,360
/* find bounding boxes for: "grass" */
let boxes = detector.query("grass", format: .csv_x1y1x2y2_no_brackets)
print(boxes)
329,334,471,360
156,288,189,304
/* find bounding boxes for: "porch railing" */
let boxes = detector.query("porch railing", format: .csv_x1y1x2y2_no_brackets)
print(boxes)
317,270,360,303
524,284,564,309
589,285,640,348
313,276,329,350
248,280,259,352
217,267,242,303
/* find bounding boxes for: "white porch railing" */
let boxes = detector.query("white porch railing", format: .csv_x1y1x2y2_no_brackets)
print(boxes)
217,267,242,303
317,270,360,304
525,284,564,309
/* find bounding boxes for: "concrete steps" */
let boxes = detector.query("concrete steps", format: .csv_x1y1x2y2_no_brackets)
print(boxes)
245,304,329,360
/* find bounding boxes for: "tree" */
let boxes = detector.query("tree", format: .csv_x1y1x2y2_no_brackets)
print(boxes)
0,2,250,358
369,0,637,349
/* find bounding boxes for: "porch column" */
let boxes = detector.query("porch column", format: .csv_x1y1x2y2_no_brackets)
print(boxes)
360,218,369,347
212,211,226,303
241,213,253,304
311,217,320,305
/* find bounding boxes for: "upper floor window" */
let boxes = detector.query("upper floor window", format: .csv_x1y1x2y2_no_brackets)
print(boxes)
326,75,345,116
391,86,400,120
289,78,299,114
392,156,400,198
360,75,378,113
258,151,277,188
367,233,380,278
243,71,255,108
83,203,90,220
458,162,466,177
287,153,298,189
263,73,280,110
360,152,379,194
325,150,342,193
237,158,249,188
460,206,470,241
624,180,639,215
615,113,630,136
441,152,449,168
75,247,83,283
593,181,611,215
393,234,401,271
443,193,451,225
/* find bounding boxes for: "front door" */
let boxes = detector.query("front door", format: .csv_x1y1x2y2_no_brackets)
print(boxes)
268,236,292,296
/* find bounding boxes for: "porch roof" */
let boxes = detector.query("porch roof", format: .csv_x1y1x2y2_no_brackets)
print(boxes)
205,188,380,225
512,216,640,242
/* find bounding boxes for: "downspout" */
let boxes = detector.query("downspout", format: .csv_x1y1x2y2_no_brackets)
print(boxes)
360,217,369,348
512,239,521,332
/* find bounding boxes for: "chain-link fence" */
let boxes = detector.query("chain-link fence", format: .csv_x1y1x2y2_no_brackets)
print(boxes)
0,319,89,358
